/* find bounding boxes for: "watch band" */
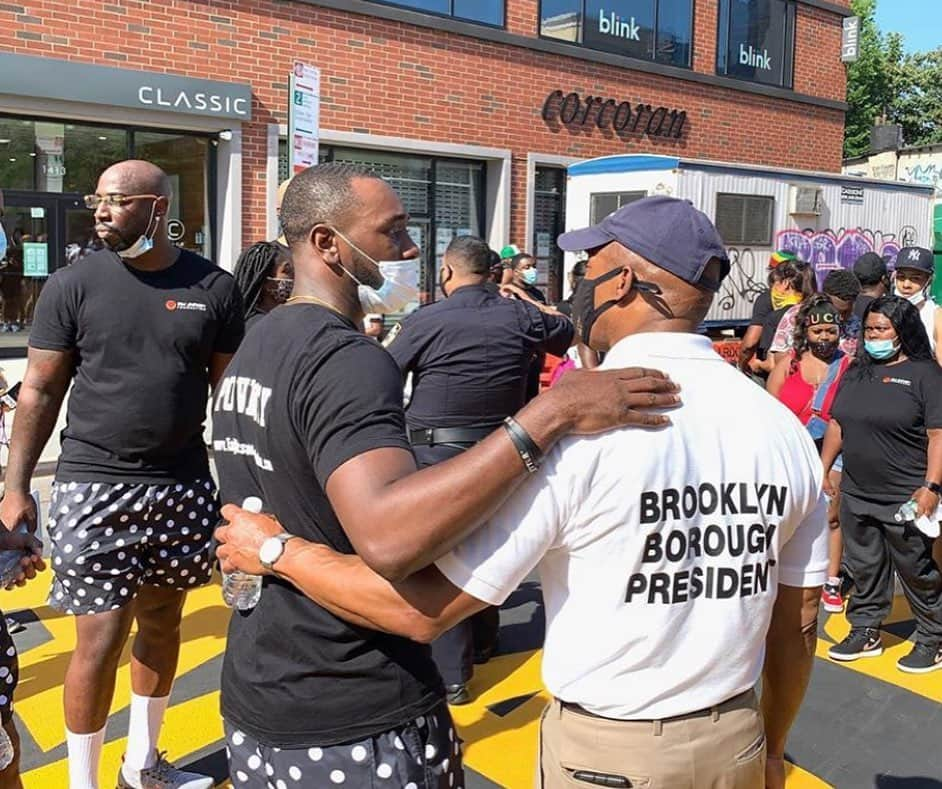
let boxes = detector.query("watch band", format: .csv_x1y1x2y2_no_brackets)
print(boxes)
260,533,299,571
924,480,942,495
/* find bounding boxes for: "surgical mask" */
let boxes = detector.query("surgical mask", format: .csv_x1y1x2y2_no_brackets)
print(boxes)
266,277,294,304
0,225,6,262
809,339,839,361
771,289,802,311
332,229,420,314
894,283,928,307
864,338,900,360
115,200,159,260
521,268,538,286
572,266,661,347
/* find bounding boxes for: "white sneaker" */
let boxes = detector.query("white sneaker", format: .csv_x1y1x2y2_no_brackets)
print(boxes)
117,752,213,789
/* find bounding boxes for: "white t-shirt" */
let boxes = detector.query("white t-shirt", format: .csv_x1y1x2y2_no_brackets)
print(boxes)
437,332,828,720
919,298,938,351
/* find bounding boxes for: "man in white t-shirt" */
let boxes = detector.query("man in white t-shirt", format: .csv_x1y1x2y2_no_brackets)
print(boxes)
216,197,828,789
893,246,942,364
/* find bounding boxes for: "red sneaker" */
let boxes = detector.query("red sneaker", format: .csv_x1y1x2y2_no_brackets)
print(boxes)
821,583,844,613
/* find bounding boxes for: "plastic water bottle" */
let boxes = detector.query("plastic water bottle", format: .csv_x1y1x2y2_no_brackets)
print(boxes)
0,523,31,588
0,723,13,770
222,497,264,610
894,499,918,523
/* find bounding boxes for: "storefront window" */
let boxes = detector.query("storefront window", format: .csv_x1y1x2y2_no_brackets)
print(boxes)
368,0,504,26
540,0,692,67
0,115,214,353
134,132,212,259
717,0,796,88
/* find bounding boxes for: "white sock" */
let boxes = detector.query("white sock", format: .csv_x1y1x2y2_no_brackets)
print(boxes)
123,693,170,775
827,576,841,587
66,724,106,789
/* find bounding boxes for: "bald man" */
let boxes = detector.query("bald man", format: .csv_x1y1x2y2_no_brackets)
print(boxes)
218,197,828,789
0,160,244,789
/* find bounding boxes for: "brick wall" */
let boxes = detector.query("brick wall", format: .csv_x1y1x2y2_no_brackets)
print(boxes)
0,0,848,248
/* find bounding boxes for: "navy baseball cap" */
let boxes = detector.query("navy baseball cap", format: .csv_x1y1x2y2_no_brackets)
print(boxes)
895,246,934,275
557,196,730,291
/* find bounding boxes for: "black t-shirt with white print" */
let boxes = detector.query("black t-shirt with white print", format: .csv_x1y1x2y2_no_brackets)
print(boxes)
831,358,942,504
29,249,244,484
212,303,443,748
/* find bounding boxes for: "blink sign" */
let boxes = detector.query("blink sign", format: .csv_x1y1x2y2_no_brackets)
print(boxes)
583,1,656,59
0,52,252,121
718,0,795,88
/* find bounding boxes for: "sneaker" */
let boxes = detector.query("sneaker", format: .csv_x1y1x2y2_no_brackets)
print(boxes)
445,684,471,706
116,752,213,789
897,642,942,674
821,583,844,614
828,627,884,661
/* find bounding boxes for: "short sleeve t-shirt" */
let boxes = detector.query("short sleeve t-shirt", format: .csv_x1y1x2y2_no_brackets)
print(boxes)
749,290,773,327
212,304,442,748
29,249,244,483
437,333,828,721
831,359,942,504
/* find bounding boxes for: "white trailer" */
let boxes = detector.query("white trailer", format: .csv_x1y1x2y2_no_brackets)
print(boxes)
563,154,935,326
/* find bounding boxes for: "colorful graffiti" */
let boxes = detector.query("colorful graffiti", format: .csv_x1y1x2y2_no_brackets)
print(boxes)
774,226,917,281
904,163,942,196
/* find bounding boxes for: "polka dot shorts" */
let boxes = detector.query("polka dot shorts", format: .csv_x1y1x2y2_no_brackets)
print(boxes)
47,480,219,615
0,615,17,725
225,701,464,788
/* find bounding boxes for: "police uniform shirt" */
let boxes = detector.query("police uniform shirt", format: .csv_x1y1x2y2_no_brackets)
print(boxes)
388,283,573,437
436,332,828,720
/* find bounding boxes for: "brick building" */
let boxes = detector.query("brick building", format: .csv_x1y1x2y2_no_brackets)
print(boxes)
0,0,850,355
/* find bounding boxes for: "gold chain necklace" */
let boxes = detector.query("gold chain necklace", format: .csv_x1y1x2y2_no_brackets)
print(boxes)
286,295,342,313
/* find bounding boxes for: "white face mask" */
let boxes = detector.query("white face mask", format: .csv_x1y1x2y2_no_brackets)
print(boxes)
332,229,420,314
115,200,159,260
894,283,929,307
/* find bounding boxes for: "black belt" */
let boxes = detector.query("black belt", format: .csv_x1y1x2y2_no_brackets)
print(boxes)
408,426,495,447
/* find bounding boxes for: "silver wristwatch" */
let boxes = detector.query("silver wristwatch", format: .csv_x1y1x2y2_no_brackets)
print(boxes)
259,533,298,571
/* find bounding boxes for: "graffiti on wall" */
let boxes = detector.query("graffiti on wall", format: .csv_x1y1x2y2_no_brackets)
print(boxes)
716,248,766,312
904,163,942,195
774,226,917,281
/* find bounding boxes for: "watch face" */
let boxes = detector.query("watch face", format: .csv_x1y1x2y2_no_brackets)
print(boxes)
259,537,283,566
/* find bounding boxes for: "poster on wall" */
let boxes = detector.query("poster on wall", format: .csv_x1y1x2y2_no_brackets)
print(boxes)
289,62,320,175
536,231,552,259
22,242,48,277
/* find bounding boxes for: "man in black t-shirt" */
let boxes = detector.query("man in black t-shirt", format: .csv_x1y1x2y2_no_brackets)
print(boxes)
0,160,243,789
852,252,889,320
210,163,679,789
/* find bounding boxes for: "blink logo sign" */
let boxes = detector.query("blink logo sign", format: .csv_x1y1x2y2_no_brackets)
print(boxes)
739,44,772,71
597,8,641,41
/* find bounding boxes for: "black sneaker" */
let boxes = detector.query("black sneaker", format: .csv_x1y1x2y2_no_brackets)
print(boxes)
445,684,471,705
897,642,942,674
828,627,884,661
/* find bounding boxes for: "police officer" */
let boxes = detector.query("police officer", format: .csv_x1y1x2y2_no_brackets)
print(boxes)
388,234,573,702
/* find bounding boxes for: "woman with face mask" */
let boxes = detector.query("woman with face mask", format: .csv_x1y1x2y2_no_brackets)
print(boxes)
822,296,942,673
749,260,815,377
233,240,294,330
768,295,852,614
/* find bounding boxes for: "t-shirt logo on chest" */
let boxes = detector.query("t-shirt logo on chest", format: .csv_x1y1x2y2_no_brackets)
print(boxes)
882,376,912,387
165,299,207,313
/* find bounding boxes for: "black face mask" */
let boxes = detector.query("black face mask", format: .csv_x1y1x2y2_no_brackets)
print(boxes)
439,266,452,298
572,266,661,347
809,339,839,361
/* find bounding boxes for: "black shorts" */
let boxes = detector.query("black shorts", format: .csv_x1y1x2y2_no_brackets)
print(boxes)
224,702,464,788
47,480,218,615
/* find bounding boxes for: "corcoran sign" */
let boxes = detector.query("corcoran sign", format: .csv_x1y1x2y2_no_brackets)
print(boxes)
0,52,252,121
542,90,687,140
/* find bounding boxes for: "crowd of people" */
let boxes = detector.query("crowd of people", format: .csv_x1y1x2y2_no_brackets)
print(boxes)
0,157,937,789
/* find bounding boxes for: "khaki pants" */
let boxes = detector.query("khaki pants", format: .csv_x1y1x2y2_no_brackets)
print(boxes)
537,690,765,789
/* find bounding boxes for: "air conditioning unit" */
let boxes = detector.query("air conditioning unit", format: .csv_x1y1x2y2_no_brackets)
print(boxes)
789,185,822,216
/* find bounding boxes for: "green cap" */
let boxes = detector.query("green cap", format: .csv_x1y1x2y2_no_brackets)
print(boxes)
499,244,520,260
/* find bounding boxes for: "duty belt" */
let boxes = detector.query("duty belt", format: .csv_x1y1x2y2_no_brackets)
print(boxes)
408,426,496,447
